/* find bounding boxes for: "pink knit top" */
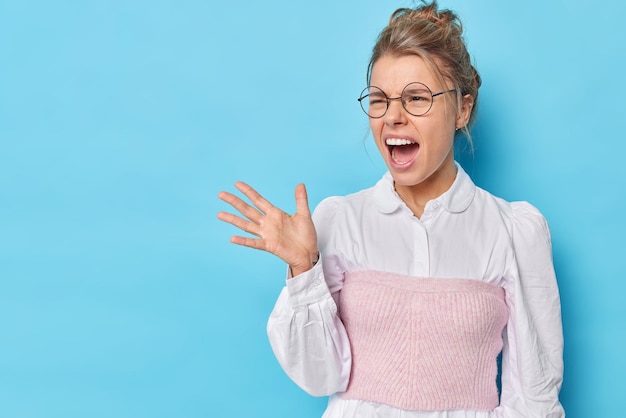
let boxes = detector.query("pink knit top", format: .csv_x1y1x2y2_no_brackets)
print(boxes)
338,270,509,411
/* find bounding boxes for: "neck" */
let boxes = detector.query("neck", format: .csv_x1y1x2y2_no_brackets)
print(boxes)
394,161,457,218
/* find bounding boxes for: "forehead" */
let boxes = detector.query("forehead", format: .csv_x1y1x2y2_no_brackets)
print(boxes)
370,55,443,93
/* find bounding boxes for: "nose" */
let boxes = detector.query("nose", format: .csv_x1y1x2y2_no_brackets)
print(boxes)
383,97,407,126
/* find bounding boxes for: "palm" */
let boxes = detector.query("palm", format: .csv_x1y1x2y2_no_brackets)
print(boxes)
217,182,318,276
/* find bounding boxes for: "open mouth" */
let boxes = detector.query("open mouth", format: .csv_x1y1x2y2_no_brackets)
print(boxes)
386,138,420,166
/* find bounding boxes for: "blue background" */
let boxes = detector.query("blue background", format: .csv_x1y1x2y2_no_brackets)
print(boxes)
1,1,624,417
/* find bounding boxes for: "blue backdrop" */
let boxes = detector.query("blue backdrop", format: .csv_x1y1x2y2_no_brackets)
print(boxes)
1,1,624,417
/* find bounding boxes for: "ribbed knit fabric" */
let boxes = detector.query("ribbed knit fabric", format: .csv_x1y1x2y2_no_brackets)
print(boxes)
338,270,509,411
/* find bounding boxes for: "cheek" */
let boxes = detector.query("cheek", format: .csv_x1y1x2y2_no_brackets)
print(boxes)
369,119,383,139
421,111,456,141
368,121,387,154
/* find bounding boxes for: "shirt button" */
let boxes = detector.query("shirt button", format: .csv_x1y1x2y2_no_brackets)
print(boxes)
432,201,440,209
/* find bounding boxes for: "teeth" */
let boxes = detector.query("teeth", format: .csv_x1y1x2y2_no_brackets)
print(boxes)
391,150,408,165
386,138,415,146
391,148,410,165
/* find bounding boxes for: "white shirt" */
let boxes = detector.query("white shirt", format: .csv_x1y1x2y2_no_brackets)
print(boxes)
267,164,565,418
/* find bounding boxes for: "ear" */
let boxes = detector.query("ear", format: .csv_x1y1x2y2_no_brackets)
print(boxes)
456,94,474,129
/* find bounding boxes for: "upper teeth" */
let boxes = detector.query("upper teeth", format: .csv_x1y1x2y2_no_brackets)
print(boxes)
386,138,414,146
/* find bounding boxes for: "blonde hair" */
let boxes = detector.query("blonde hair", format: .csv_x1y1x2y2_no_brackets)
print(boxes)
367,1,481,141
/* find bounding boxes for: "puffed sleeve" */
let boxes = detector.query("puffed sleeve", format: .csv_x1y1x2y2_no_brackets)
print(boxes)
266,197,352,397
495,202,565,418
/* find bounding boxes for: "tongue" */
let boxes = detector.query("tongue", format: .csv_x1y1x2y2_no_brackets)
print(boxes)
392,144,419,164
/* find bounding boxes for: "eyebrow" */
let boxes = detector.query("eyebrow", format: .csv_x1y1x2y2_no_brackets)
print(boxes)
402,85,430,92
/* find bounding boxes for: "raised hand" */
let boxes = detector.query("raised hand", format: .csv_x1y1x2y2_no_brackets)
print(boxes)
217,182,319,277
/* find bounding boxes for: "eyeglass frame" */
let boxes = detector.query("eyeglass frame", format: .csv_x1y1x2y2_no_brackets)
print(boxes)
357,82,458,118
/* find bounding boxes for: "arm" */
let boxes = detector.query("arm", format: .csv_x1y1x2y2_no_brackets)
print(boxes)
495,203,565,418
267,197,351,396
267,259,351,396
218,185,351,396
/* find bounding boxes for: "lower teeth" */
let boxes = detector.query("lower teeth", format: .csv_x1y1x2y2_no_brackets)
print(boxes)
392,149,409,165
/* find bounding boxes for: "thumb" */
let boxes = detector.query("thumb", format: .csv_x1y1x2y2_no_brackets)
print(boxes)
294,183,311,217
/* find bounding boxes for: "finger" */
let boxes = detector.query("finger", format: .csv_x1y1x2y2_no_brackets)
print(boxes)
217,211,261,237
230,235,268,251
294,183,312,217
218,190,263,223
234,182,274,214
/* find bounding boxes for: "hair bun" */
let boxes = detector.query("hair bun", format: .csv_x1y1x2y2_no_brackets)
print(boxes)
391,2,462,33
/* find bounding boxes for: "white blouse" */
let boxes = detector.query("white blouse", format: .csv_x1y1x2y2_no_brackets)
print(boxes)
267,164,565,418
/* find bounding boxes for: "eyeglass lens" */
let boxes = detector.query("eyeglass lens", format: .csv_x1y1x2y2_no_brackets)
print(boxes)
359,82,435,118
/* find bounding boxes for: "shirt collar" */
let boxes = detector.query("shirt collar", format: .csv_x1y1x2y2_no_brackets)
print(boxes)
373,162,476,214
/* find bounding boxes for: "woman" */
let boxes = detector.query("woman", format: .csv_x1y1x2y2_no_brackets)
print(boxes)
217,2,565,417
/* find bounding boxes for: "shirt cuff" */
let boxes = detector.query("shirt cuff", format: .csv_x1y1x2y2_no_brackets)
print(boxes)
285,261,332,309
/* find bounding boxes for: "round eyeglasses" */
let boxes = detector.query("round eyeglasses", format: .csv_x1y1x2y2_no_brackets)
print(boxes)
357,82,457,118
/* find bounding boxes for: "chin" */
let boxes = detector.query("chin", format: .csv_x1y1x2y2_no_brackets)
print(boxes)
388,169,426,187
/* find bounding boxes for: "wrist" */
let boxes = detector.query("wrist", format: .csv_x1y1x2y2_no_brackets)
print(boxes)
289,251,320,278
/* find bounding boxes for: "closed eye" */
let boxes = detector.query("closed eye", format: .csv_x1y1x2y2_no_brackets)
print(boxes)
404,92,430,102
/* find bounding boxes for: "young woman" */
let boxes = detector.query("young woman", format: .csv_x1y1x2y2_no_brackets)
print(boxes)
218,2,565,417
